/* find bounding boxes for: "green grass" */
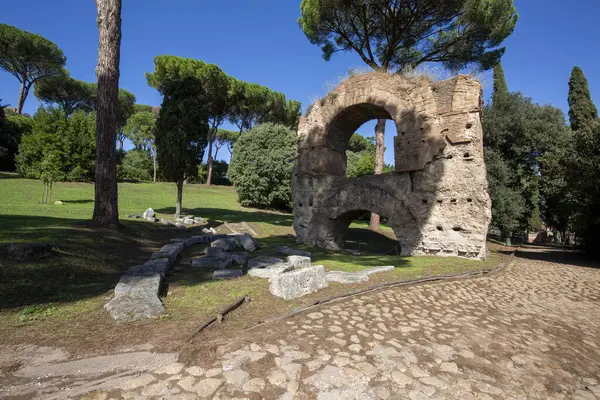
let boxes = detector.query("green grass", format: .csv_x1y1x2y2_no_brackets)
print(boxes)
0,173,505,353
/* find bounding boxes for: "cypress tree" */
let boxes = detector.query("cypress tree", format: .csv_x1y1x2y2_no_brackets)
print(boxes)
492,62,509,107
568,66,598,133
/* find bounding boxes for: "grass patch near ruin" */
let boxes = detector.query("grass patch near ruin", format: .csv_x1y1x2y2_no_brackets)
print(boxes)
0,174,506,356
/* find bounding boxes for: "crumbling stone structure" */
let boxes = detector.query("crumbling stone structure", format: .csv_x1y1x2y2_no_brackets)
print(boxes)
293,73,491,259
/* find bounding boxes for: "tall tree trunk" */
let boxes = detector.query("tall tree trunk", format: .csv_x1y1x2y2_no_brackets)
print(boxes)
17,77,28,114
92,0,122,227
206,137,214,185
175,179,183,216
152,146,156,182
369,118,386,230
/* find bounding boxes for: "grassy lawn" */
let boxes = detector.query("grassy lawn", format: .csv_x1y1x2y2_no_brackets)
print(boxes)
0,172,507,355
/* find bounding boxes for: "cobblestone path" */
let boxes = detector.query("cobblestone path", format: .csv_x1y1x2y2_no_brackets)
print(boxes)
3,249,600,399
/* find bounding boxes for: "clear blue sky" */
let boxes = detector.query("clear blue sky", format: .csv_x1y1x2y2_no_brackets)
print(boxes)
2,0,599,164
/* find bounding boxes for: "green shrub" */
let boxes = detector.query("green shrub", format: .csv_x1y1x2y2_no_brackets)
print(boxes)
195,160,231,185
119,149,153,182
229,123,296,210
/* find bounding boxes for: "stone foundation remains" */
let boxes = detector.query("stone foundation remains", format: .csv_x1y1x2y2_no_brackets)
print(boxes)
293,73,492,259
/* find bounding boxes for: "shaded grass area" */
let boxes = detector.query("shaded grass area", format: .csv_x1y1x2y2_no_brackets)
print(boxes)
0,176,505,355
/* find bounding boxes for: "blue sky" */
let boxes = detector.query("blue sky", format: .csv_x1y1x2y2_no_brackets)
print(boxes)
2,0,599,164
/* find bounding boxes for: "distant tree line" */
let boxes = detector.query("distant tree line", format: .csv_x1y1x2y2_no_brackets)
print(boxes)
485,63,600,256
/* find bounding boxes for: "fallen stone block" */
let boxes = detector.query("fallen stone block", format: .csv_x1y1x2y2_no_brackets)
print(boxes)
269,265,328,300
247,256,284,269
248,262,293,279
143,207,156,222
104,293,165,322
191,257,232,270
183,217,195,225
114,273,162,298
230,252,249,267
151,242,184,265
126,258,171,277
287,255,311,269
227,235,242,248
213,269,243,280
277,246,312,258
202,228,212,234
207,247,227,258
211,238,235,251
239,233,259,251
326,271,369,284
194,217,206,224
361,266,395,276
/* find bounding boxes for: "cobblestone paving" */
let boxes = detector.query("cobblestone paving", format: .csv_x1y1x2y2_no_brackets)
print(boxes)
4,252,600,399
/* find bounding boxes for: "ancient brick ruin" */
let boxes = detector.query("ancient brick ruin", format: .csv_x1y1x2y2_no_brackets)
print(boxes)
292,73,491,259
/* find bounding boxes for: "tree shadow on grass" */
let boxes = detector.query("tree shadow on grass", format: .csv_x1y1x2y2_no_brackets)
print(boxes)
61,199,95,204
0,215,201,310
154,206,294,228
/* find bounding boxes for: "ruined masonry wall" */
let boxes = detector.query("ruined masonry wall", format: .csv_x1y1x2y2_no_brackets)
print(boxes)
292,73,491,259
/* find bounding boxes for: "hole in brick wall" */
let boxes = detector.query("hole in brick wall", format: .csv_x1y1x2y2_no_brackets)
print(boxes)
299,203,303,207
447,154,453,159
436,226,443,231
401,132,406,136
422,199,428,204
466,122,472,129
467,198,473,203
421,139,426,143
452,226,462,231
450,199,457,203
437,199,443,203
464,152,471,158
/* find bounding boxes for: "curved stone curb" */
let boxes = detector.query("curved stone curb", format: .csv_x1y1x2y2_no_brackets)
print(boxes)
105,234,229,322
326,266,395,284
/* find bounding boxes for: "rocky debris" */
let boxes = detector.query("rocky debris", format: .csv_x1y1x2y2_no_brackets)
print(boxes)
194,217,206,224
184,234,227,248
239,233,259,251
211,238,236,252
287,255,311,269
54,200,64,205
326,271,369,284
142,208,156,222
182,217,195,225
269,265,328,300
325,266,395,284
202,228,213,234
213,269,243,280
104,274,164,322
4,243,53,261
207,247,227,258
159,218,175,226
191,257,232,270
174,222,186,229
277,246,312,258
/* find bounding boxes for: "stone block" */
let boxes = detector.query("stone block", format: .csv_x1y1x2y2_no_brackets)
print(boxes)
126,258,171,277
269,265,328,300
326,271,369,284
248,263,292,279
207,247,226,258
183,217,195,225
287,255,311,269
191,257,232,270
142,207,155,221
277,246,312,258
213,269,243,280
248,256,284,269
194,217,206,224
230,252,249,267
362,266,394,276
104,293,165,322
211,238,235,252
240,233,260,251
114,274,162,298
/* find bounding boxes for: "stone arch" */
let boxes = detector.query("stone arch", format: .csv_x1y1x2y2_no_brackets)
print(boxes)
293,72,491,259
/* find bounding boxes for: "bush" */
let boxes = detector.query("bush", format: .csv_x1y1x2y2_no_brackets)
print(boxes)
16,107,95,180
229,123,296,210
0,110,32,172
119,149,153,182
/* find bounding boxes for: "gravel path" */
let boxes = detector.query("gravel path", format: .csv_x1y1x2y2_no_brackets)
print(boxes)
2,248,599,399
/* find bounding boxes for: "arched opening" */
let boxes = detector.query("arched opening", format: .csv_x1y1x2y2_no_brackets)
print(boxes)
324,103,399,178
332,209,400,254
